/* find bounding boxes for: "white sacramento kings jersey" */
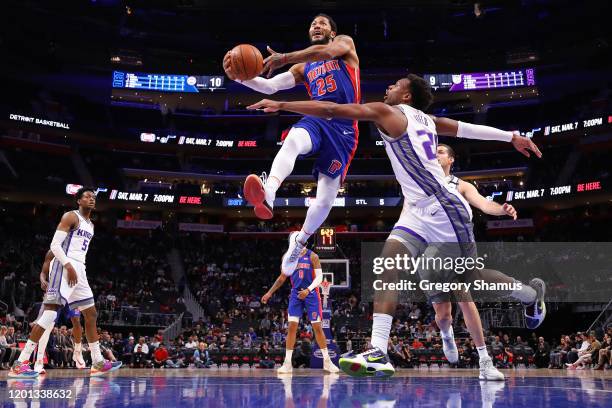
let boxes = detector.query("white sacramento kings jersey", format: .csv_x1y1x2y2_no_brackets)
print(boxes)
63,210,94,264
445,174,473,220
379,104,471,215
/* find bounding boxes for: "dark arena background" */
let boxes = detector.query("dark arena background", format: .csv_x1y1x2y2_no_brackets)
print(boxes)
0,0,610,407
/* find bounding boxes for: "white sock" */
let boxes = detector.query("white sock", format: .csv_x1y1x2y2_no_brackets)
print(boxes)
321,348,330,361
301,174,340,239
264,176,280,207
284,349,293,364
267,127,312,206
89,341,104,364
441,325,454,341
296,230,311,246
371,313,393,352
74,343,82,353
36,327,52,363
18,340,38,363
511,281,537,303
477,346,489,360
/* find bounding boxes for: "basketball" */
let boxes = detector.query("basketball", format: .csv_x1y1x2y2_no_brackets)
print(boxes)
229,44,263,81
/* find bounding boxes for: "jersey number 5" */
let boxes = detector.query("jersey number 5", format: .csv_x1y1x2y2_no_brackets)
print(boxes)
316,75,337,96
417,130,437,160
81,239,89,251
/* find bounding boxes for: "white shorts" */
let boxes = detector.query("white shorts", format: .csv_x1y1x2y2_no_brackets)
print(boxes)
388,191,476,303
388,192,475,253
43,258,95,310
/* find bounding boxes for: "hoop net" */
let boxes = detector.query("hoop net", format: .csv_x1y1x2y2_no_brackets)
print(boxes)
320,279,332,309
320,279,332,297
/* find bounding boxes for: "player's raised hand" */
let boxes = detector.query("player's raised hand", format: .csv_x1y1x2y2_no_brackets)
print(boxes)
502,203,517,220
223,51,237,81
66,263,78,287
511,131,542,158
261,292,272,304
261,46,287,78
247,99,282,113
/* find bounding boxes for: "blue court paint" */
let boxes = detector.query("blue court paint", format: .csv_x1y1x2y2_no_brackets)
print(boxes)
2,374,610,407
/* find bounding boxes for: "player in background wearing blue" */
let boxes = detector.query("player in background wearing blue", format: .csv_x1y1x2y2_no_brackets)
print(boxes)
224,14,360,276
34,250,87,374
262,248,339,374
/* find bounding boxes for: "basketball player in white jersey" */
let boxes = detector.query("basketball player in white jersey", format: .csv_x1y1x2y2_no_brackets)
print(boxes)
10,188,122,378
247,74,542,380
415,143,545,368
33,250,87,374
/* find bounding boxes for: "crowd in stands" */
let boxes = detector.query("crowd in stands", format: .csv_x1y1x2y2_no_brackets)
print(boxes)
0,204,610,372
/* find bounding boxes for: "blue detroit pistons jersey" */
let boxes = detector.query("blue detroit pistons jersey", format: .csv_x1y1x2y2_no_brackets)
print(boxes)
303,59,360,126
290,250,315,290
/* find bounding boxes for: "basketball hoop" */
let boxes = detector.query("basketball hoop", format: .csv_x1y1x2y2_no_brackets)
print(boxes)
320,279,331,309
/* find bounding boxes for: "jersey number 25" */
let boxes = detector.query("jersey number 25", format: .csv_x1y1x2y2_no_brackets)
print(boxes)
316,75,337,96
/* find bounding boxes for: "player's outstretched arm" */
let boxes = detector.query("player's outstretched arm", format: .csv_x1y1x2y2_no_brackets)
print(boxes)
262,272,288,304
247,99,407,137
459,179,517,219
431,115,542,158
261,35,356,77
223,51,303,94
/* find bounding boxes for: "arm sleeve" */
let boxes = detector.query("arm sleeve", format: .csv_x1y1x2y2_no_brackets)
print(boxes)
50,230,70,266
236,71,296,95
457,121,513,142
307,268,323,292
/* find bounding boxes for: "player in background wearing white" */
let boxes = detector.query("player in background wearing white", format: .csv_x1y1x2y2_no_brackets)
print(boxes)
10,188,121,378
224,14,360,276
262,248,339,373
428,143,546,367
34,250,87,374
247,74,542,380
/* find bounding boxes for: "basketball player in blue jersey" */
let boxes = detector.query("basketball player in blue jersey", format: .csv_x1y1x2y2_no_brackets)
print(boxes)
261,248,339,373
10,188,121,378
224,13,360,276
33,250,87,374
248,74,542,379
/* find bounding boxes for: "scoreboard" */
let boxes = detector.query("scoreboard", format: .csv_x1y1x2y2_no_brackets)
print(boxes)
112,71,225,93
425,68,536,92
316,228,337,252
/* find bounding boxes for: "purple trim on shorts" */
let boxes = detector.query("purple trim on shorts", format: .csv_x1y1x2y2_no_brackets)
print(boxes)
50,259,62,290
68,296,94,310
392,226,427,244
397,139,473,242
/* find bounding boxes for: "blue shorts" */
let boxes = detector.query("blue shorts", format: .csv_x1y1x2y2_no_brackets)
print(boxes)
288,290,323,322
67,307,81,319
293,116,358,183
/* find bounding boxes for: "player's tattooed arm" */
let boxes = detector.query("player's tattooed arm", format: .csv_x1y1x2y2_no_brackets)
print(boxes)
262,272,288,304
261,35,356,77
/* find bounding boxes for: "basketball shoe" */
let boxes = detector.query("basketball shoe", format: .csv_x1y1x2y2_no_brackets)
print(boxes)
524,278,546,329
339,348,395,377
243,173,273,220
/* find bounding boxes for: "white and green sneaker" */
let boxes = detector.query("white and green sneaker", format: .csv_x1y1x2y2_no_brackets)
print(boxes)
339,348,395,377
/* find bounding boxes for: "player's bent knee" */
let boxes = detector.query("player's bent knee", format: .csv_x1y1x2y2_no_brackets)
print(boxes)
36,310,58,330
